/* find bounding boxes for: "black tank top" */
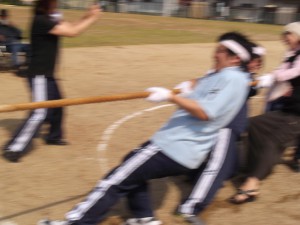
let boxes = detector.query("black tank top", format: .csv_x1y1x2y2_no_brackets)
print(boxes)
281,50,300,114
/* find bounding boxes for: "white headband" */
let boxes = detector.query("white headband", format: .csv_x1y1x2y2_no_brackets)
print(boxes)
220,40,250,62
252,46,266,56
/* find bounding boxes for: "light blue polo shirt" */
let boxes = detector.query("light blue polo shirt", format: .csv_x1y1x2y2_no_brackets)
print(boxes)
151,66,250,169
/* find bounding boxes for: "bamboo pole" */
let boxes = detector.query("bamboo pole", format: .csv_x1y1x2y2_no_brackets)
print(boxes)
0,90,180,113
0,80,257,113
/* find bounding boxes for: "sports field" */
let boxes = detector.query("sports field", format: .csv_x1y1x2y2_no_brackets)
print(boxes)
0,5,299,225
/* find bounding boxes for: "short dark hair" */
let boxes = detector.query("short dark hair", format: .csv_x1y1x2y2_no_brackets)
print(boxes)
218,32,249,42
34,0,57,15
217,32,253,56
217,31,253,71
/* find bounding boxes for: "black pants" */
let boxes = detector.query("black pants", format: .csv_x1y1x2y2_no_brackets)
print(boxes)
246,111,300,179
177,128,239,215
3,75,63,154
296,136,300,159
65,141,190,225
267,99,300,160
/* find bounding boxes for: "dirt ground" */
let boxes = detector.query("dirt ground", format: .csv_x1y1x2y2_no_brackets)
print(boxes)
0,42,299,225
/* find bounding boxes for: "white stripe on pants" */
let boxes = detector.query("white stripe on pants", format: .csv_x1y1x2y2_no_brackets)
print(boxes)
7,75,47,152
179,128,231,214
66,143,161,221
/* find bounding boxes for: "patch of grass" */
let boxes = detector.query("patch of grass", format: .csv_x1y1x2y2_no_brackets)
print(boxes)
2,5,283,47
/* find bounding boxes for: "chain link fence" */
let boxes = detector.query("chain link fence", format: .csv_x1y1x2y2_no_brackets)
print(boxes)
0,0,24,5
1,0,300,25
59,0,96,9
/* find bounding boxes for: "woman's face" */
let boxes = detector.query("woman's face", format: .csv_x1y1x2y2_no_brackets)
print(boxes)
282,32,300,50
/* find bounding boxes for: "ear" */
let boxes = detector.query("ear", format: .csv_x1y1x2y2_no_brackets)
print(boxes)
230,55,242,66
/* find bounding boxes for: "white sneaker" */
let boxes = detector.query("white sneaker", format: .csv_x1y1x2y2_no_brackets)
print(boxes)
123,217,162,225
176,213,205,225
37,219,69,225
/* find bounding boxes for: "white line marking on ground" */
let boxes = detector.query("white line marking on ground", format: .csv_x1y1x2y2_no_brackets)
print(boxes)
0,219,18,225
97,104,174,172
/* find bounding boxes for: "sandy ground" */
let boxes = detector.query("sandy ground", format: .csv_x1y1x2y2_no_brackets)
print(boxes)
0,42,299,225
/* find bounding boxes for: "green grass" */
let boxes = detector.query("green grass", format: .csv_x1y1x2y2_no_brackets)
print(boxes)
2,5,283,48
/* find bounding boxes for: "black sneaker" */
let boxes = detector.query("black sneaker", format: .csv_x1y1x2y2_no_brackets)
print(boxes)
2,150,21,162
45,139,69,146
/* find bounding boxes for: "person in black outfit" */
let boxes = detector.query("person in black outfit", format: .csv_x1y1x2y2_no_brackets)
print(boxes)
2,0,100,162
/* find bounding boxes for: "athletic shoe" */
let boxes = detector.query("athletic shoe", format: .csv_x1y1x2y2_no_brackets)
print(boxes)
45,139,69,145
175,213,205,225
123,217,162,225
2,151,21,163
37,219,69,225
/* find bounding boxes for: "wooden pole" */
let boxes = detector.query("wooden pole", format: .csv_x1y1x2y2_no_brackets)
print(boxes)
0,81,257,113
0,90,180,113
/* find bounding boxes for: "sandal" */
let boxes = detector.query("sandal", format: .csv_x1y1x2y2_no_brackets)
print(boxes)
228,188,259,204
